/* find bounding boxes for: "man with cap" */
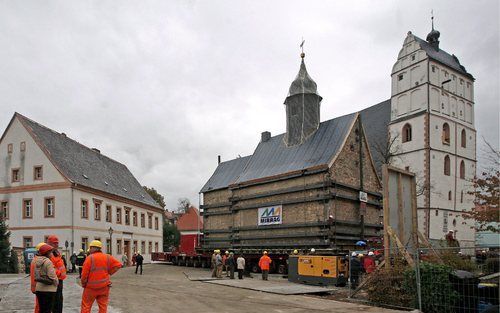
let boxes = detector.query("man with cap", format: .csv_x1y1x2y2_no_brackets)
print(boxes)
30,242,45,313
258,251,272,281
76,249,86,278
80,240,121,313
46,235,66,313
350,252,362,289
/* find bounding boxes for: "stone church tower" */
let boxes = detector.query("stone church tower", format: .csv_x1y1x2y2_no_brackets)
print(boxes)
388,22,477,247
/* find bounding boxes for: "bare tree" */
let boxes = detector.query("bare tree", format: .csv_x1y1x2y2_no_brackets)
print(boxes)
177,198,191,213
372,132,402,165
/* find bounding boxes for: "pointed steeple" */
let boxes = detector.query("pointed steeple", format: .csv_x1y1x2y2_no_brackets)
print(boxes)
283,52,322,146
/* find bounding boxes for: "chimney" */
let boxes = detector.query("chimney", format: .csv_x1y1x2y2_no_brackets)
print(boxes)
92,148,101,154
261,131,271,142
217,155,221,164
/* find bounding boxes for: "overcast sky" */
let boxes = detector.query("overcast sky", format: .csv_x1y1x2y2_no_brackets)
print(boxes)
1,1,498,210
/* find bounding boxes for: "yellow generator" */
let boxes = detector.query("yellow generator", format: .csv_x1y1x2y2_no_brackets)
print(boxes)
288,255,348,286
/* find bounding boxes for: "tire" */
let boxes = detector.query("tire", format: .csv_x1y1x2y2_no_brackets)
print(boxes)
201,260,207,268
251,264,259,273
277,264,286,275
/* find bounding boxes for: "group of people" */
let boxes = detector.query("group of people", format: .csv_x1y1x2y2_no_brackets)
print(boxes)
349,251,378,289
210,250,272,281
29,236,123,313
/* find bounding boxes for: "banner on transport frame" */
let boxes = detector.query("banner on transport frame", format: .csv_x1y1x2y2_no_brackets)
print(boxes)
258,205,282,226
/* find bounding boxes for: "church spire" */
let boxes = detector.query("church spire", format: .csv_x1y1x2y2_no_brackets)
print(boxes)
283,44,322,147
426,10,441,51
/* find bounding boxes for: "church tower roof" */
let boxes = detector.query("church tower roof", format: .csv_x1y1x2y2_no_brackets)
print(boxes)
286,54,322,100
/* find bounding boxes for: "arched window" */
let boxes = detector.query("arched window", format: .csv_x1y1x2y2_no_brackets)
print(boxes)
460,191,464,203
460,160,465,179
444,155,451,176
461,129,466,148
448,191,452,201
402,124,412,142
442,123,450,144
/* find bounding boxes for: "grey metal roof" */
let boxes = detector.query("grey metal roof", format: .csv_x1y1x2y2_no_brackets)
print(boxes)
200,156,251,193
359,99,391,178
16,113,162,209
234,112,357,185
414,35,474,80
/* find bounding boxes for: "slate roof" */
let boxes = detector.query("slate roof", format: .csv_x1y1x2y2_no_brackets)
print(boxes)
200,155,251,192
16,113,162,209
359,99,391,178
287,59,322,99
201,113,357,192
414,35,474,80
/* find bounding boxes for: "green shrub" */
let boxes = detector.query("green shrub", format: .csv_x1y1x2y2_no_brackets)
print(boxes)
404,262,459,313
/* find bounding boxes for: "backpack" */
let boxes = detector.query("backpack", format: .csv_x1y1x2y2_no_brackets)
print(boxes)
35,258,55,285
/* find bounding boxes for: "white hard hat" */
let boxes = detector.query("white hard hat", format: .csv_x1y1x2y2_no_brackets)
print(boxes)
310,248,316,253
351,252,357,257
368,251,374,256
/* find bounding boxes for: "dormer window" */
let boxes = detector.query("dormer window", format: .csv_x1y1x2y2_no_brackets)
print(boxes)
7,144,13,154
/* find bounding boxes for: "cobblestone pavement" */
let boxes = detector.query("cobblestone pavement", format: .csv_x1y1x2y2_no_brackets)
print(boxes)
2,265,406,313
0,273,120,313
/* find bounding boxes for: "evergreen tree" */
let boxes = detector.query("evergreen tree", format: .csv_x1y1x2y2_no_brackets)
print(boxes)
0,218,12,273
8,250,19,273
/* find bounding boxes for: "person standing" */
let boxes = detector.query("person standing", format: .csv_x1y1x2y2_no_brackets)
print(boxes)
70,252,77,273
34,244,59,313
211,250,217,278
80,240,122,313
46,235,66,313
132,252,137,266
227,252,235,279
215,251,223,278
76,249,86,278
30,242,46,313
363,251,376,274
236,254,245,279
223,251,229,277
350,252,362,289
258,251,272,281
121,254,128,267
135,252,144,275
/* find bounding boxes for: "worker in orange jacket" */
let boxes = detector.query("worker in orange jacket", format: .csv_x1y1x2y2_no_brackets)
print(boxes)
81,240,122,313
30,242,46,313
258,251,272,281
47,235,66,313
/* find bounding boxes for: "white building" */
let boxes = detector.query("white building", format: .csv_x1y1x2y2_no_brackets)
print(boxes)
0,113,164,262
388,24,476,247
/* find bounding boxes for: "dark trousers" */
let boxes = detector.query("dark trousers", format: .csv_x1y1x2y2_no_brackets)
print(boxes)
52,280,63,313
262,270,269,280
36,291,56,313
71,262,76,273
351,274,360,289
229,265,235,279
135,263,143,274
238,269,244,279
78,266,83,278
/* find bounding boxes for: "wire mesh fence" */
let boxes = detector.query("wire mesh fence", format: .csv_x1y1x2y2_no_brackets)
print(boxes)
347,245,499,313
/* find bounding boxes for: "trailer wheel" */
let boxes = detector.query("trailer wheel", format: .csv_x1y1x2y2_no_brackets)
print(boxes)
277,264,286,275
201,260,207,268
172,257,178,266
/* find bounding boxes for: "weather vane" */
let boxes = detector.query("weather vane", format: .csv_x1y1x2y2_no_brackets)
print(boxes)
300,37,305,58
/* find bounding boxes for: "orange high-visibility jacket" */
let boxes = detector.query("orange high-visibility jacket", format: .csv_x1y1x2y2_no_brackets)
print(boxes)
50,253,67,281
258,255,272,271
30,255,38,293
81,251,121,289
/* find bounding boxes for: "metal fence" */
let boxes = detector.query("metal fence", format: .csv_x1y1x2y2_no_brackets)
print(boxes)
347,245,499,313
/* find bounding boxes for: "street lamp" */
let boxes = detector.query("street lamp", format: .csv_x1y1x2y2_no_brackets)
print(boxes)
108,227,114,255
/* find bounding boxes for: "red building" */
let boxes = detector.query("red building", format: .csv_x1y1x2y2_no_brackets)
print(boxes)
176,207,203,255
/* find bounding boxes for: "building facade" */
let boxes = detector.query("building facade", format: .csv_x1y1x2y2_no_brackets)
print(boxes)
388,27,476,247
0,113,163,262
